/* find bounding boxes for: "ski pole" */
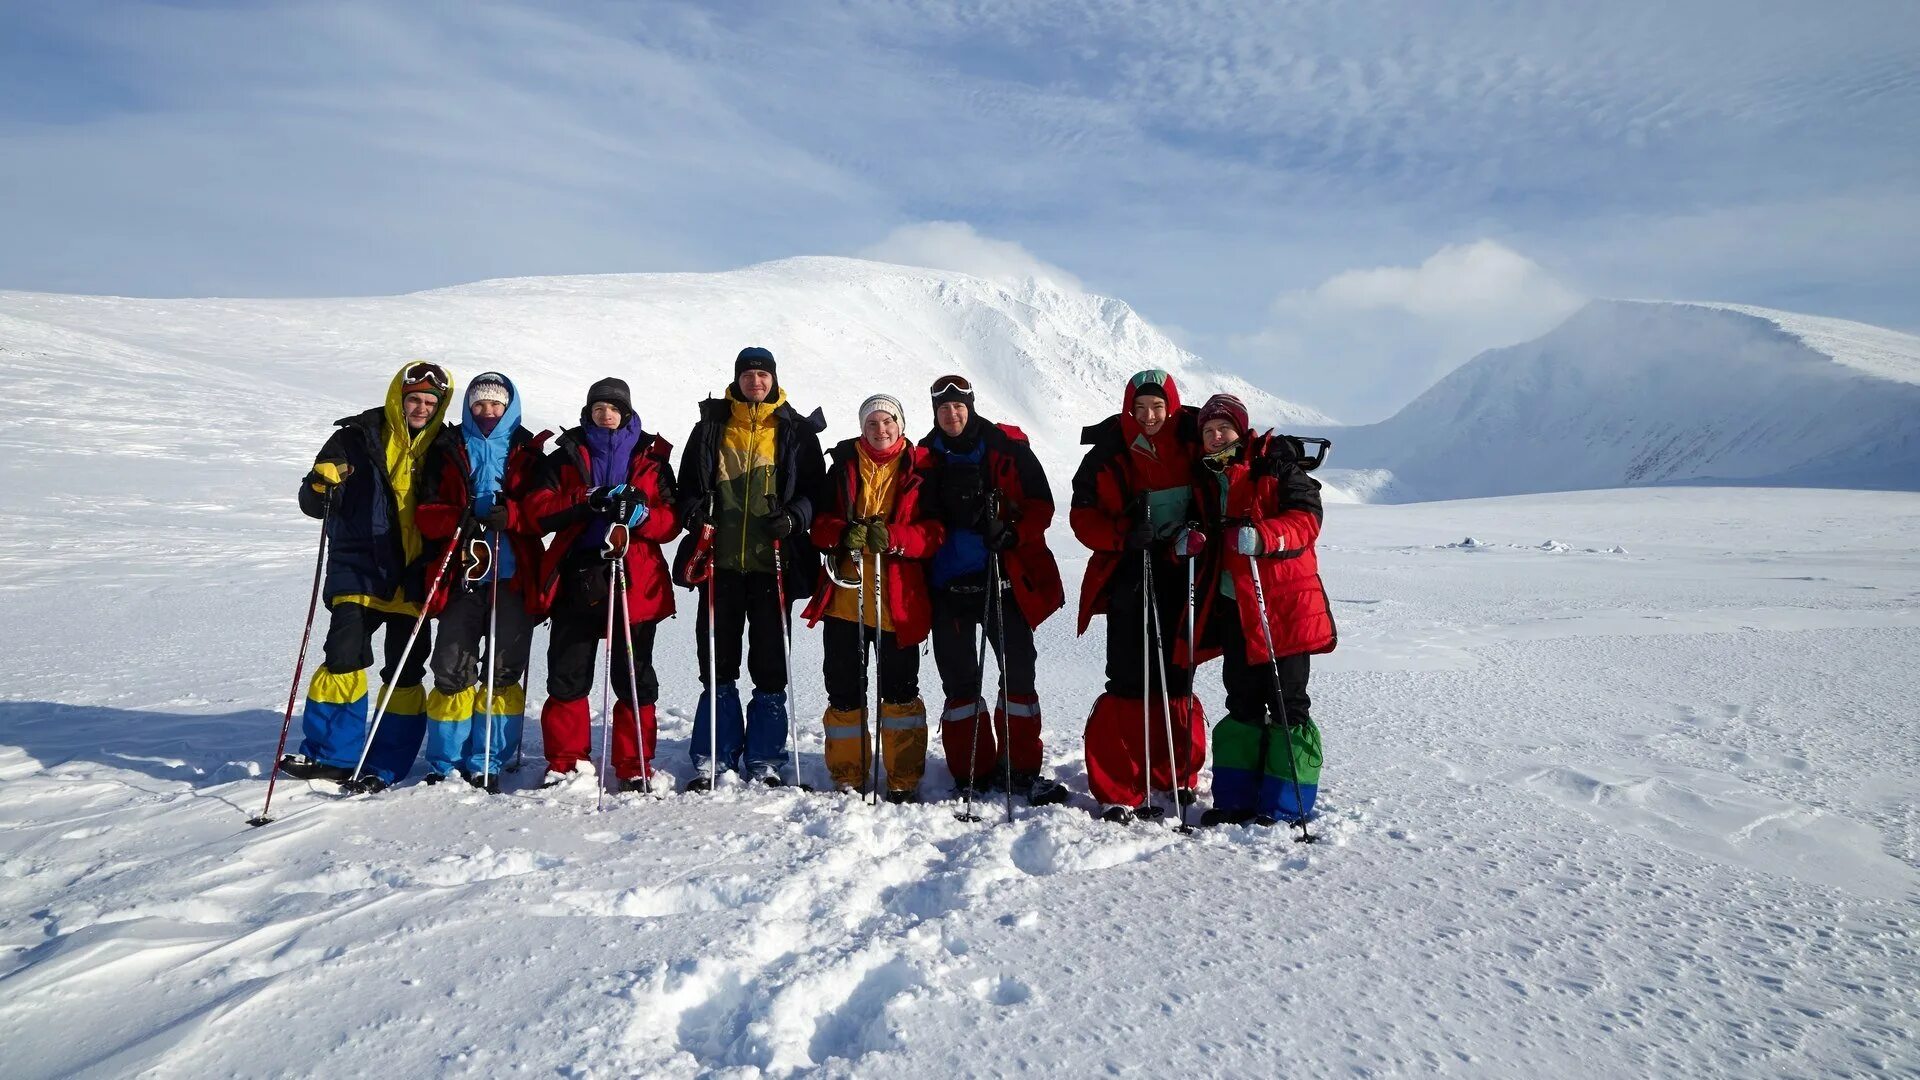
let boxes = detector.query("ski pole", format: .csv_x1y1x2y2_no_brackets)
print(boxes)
480,528,499,791
1248,550,1314,844
617,558,651,792
771,537,804,790
704,556,720,793
1146,570,1188,830
595,552,621,812
956,597,991,824
348,533,460,789
1139,503,1154,815
990,543,1014,825
249,492,334,827
870,546,888,806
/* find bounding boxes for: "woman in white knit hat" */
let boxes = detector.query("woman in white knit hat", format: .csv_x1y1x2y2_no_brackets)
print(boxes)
800,394,946,801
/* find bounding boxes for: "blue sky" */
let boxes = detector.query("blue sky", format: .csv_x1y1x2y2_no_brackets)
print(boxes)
3,1,1916,420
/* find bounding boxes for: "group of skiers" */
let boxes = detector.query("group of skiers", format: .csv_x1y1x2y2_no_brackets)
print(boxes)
273,349,1334,828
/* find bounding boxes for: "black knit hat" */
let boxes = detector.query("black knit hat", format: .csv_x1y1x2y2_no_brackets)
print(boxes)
735,346,776,379
586,376,633,420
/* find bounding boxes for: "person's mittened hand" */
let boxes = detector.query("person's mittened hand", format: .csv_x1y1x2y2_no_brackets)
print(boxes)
1123,517,1155,551
1235,526,1264,556
1173,526,1206,560
865,519,891,553
622,501,650,528
841,521,868,552
983,517,1018,552
765,510,796,541
481,504,510,532
306,461,353,493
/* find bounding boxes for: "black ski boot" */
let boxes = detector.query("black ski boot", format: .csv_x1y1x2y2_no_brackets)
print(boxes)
1012,772,1069,806
279,755,353,784
684,774,716,794
1133,803,1168,822
472,773,502,795
618,776,651,794
1199,808,1255,828
340,774,389,795
1099,805,1136,825
885,789,920,805
423,773,448,786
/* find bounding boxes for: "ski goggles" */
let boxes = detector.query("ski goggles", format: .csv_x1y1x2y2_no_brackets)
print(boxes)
462,535,495,583
929,374,974,401
400,361,450,398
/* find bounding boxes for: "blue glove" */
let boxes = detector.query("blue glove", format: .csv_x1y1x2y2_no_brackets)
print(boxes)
622,501,650,528
1235,526,1264,556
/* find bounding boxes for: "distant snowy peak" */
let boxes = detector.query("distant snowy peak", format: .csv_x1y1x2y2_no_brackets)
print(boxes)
1664,301,1920,386
402,255,1330,435
1,256,1323,486
1324,298,1920,502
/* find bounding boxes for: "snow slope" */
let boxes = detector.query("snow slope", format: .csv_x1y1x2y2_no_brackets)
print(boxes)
0,256,1325,494
1317,300,1920,502
3,271,1918,1077
2,484,1916,1078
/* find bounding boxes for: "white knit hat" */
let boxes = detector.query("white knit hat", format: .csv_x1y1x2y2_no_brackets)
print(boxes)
467,375,510,408
859,393,904,427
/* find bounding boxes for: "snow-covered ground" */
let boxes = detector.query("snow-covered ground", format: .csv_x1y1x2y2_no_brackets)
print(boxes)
4,480,1916,1078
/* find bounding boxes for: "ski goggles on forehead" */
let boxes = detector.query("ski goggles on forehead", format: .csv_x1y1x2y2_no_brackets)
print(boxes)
929,375,973,397
401,362,449,395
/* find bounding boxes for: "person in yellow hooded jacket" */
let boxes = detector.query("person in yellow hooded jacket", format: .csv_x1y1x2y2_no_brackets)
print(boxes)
277,362,453,791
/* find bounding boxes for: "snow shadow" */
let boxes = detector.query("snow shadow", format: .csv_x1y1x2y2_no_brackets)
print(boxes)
0,702,277,787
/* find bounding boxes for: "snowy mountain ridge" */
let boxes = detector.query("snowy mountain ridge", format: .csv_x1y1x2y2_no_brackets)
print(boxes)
1316,298,1920,503
0,256,1321,498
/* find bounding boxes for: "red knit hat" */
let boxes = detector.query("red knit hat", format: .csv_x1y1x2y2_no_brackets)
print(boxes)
1197,393,1249,437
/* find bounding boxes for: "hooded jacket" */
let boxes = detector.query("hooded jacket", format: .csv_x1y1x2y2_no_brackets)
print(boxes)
917,416,1066,630
1068,370,1201,633
415,373,552,618
1189,432,1337,663
801,436,946,646
298,363,454,612
524,412,683,625
672,385,827,598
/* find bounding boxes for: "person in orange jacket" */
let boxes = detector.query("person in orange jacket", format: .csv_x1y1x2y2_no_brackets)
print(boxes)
801,394,946,802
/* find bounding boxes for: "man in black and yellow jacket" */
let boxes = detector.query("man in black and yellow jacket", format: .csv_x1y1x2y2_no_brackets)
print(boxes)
279,361,453,791
673,347,827,787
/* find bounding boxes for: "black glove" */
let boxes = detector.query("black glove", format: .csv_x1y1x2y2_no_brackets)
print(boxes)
764,509,796,541
586,484,630,513
479,504,510,532
1122,517,1155,551
983,517,1018,552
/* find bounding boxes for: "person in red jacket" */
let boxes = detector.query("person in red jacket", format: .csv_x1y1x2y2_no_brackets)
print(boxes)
916,375,1069,805
1070,369,1207,823
415,372,549,792
524,378,682,793
1187,393,1336,828
802,394,946,802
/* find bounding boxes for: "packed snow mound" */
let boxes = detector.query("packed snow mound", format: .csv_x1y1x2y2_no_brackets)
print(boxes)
1320,300,1920,502
0,255,1324,485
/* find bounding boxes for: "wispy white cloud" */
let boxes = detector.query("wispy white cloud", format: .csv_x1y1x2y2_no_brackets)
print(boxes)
0,0,1913,419
857,221,1084,290
1237,240,1587,422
